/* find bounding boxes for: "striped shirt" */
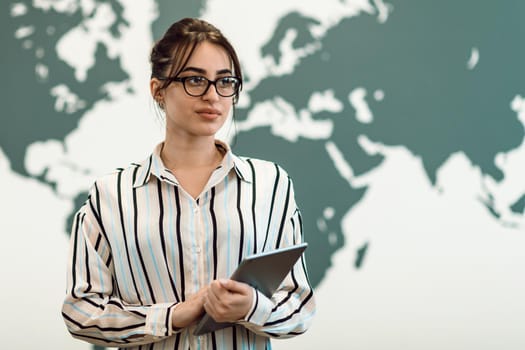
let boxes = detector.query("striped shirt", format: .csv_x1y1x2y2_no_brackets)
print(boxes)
62,141,316,349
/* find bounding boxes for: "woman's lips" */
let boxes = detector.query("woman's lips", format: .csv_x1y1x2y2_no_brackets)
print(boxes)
196,108,221,119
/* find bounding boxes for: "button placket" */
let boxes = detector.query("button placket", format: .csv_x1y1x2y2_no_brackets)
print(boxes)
194,203,201,255
193,200,206,288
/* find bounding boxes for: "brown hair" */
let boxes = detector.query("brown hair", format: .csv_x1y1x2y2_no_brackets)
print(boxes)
150,18,243,103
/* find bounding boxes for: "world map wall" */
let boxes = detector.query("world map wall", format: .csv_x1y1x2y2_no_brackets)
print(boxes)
2,1,525,349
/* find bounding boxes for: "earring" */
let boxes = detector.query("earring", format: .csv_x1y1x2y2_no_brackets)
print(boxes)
156,97,164,110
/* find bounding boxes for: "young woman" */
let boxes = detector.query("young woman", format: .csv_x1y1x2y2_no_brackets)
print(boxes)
62,18,315,349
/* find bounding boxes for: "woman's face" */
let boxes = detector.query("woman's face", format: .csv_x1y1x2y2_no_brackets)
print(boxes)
156,41,235,140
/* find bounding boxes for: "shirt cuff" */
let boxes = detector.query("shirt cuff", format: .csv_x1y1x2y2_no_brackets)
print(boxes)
144,302,179,337
243,288,257,322
243,289,273,326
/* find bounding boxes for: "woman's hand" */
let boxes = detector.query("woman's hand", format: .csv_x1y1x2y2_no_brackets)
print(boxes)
171,286,209,329
204,279,253,323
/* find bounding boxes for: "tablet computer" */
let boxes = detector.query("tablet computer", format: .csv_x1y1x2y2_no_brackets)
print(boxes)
193,242,308,336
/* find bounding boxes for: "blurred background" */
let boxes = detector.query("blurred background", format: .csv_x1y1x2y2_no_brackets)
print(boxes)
2,0,525,349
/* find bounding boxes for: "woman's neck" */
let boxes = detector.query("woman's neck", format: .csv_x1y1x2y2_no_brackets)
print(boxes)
161,136,222,171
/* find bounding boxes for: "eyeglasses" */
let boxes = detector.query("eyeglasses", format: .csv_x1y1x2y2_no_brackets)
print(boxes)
160,75,241,97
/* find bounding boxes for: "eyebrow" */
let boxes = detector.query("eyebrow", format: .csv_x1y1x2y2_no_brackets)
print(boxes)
180,66,233,75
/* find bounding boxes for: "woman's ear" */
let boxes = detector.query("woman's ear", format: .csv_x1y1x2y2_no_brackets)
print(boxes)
150,78,164,109
150,78,162,98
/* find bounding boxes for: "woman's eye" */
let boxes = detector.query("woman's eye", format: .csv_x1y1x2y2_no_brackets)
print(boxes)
218,77,236,87
186,76,206,86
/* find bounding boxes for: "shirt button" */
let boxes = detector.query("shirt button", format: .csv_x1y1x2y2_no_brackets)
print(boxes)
195,247,201,253
161,327,167,333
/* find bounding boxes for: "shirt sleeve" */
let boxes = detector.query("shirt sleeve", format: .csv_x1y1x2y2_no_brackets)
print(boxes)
61,185,180,348
238,177,316,338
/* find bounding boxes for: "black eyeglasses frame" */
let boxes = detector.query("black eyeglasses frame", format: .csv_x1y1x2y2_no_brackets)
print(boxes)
159,75,242,98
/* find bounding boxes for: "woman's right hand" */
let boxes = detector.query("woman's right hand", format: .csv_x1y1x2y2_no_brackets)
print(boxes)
171,286,209,329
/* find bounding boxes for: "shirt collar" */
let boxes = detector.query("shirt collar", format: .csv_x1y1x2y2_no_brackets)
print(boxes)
132,140,253,188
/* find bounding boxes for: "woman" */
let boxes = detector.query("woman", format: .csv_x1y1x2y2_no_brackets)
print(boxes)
62,18,315,349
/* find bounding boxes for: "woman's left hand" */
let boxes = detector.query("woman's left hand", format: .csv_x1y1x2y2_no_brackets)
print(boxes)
204,279,253,323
